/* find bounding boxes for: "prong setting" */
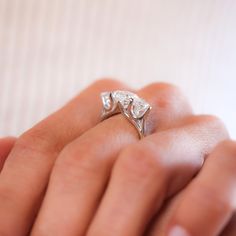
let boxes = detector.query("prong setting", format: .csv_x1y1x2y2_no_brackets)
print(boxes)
101,90,152,138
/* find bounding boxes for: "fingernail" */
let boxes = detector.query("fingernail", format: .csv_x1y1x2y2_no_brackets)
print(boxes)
168,225,190,236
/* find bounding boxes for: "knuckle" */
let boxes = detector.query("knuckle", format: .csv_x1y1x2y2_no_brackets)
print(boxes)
193,114,227,132
145,82,184,99
17,127,60,155
116,143,166,180
142,82,192,117
187,114,229,140
215,140,236,155
92,78,125,89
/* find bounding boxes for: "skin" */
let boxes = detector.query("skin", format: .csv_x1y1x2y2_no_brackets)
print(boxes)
0,79,235,236
166,141,236,236
145,141,236,236
0,137,16,170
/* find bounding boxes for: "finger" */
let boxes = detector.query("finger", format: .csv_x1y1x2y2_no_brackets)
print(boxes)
0,79,128,236
0,137,16,171
31,83,192,236
145,189,236,236
141,83,192,133
145,187,236,236
144,190,186,236
87,116,228,236
166,140,236,236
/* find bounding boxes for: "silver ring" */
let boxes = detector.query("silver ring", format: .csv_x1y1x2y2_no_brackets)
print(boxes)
101,90,152,138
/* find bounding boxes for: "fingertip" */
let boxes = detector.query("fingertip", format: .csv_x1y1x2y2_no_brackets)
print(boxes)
168,225,190,236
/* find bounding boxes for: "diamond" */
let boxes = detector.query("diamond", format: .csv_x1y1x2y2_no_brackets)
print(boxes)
101,90,151,138
131,98,150,119
111,91,150,118
112,91,137,109
101,92,112,110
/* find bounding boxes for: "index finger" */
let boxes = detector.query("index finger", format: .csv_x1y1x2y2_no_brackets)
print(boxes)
0,79,129,236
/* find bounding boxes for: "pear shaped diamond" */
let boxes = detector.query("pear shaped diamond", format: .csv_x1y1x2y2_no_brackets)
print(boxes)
112,91,137,109
131,98,150,119
101,92,112,110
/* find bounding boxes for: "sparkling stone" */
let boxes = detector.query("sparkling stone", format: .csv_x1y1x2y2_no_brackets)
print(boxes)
131,98,150,119
101,92,112,110
101,90,151,136
112,90,137,109
111,90,150,118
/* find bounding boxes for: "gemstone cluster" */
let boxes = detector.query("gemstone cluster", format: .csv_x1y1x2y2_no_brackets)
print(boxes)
101,90,151,119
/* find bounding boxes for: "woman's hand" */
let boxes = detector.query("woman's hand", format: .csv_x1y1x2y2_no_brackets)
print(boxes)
0,79,231,236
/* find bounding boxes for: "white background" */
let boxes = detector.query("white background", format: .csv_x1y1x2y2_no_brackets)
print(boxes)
0,0,236,137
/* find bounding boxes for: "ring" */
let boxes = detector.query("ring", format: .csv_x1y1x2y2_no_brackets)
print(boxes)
101,90,152,138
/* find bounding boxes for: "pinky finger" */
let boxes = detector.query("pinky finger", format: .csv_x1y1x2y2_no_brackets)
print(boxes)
0,137,16,171
167,140,236,236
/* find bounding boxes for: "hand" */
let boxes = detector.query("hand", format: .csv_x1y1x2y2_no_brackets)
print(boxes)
0,79,230,236
1,137,235,236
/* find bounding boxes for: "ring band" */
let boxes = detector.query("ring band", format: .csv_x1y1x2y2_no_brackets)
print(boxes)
101,90,152,138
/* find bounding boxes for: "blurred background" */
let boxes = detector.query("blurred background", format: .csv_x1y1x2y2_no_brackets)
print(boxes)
0,0,236,137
